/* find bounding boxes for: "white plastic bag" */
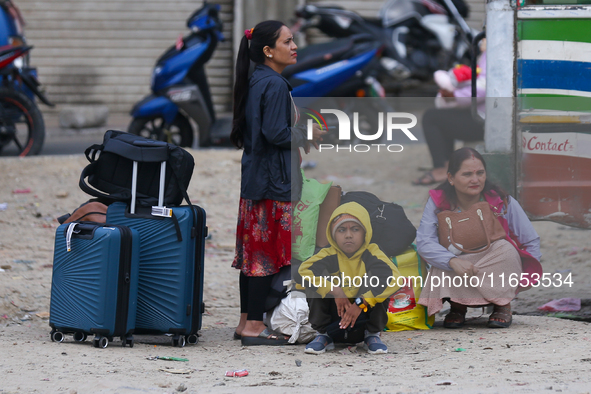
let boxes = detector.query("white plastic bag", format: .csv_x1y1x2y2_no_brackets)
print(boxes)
265,291,316,344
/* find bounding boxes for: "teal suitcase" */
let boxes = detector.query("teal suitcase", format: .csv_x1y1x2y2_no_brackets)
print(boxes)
106,158,207,347
49,222,140,348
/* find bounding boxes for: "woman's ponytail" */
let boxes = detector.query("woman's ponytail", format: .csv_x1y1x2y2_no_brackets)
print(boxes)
231,35,251,149
231,21,284,149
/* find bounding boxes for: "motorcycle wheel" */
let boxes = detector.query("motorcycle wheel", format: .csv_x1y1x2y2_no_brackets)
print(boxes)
128,114,193,147
0,87,45,156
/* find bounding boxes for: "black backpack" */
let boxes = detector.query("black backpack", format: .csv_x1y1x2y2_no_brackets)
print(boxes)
340,191,416,257
79,130,194,207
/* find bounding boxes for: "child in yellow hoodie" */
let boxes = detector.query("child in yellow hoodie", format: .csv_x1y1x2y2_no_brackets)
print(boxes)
299,202,401,354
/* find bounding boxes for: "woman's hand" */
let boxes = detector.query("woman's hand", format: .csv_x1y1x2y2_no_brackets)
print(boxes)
449,257,479,277
339,301,362,329
306,123,326,153
330,287,351,317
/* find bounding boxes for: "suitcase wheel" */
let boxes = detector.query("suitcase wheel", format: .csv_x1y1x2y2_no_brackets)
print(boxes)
172,335,186,348
73,332,87,342
51,331,64,343
187,334,199,345
121,335,134,348
93,336,109,349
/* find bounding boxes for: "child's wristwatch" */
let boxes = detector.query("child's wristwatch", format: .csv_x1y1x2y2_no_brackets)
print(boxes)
355,297,368,312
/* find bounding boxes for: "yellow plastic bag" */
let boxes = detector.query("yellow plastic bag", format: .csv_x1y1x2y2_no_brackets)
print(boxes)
385,245,434,332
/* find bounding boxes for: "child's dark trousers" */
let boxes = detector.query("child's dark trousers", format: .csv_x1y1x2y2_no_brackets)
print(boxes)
306,290,389,334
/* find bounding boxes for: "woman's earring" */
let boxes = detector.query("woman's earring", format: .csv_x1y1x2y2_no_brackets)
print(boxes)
267,55,273,58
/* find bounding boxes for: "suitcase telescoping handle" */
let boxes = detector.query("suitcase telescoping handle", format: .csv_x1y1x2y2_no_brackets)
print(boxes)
130,140,170,217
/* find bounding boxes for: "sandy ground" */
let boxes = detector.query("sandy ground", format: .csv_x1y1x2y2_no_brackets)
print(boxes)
1,138,591,393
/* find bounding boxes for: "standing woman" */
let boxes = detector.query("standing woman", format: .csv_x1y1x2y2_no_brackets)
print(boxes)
416,148,542,328
231,21,323,346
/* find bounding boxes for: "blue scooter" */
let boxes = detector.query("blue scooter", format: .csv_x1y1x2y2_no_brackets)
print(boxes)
129,2,387,148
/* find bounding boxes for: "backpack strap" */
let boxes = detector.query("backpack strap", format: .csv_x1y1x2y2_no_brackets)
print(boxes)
169,211,183,242
79,162,116,202
84,144,104,163
169,161,198,237
80,142,117,201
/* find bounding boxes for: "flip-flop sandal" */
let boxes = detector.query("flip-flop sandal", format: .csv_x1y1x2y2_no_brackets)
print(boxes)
412,171,440,186
233,331,241,340
240,328,289,346
487,305,512,328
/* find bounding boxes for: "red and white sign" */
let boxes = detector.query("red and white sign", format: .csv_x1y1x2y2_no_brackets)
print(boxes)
521,131,591,159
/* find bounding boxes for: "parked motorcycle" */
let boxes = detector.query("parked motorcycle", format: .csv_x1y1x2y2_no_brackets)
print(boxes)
129,3,389,148
285,33,385,99
286,33,391,145
128,3,226,148
294,0,478,92
0,0,53,157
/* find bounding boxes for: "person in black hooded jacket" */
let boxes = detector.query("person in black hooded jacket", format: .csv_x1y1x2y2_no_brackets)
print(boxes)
230,20,325,346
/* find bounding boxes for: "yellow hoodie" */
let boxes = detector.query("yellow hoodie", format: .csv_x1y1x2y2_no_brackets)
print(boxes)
298,202,401,307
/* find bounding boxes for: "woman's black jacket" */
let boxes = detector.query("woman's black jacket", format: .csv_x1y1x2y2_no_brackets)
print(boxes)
240,64,307,202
